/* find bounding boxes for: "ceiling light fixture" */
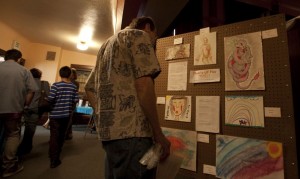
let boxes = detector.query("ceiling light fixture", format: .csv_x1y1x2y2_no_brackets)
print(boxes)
76,26,93,50
77,41,89,50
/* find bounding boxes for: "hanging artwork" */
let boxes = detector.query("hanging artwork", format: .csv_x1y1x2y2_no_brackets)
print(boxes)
225,96,264,127
165,44,190,60
194,32,217,65
162,127,197,171
195,96,220,133
224,31,265,91
165,95,191,122
216,135,284,179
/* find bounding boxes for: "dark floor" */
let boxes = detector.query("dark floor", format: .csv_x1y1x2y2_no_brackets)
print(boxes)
0,125,105,179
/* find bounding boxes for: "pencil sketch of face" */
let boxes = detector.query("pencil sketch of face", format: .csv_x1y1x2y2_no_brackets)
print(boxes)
170,96,188,120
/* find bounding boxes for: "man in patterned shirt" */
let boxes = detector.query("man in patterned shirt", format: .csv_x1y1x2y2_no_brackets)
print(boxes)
47,66,79,168
85,16,170,178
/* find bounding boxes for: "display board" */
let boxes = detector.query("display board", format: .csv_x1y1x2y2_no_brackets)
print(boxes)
155,14,298,179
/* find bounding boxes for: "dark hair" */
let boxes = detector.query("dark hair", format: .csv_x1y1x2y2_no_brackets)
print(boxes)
128,16,156,31
59,66,72,78
5,49,22,61
30,68,42,78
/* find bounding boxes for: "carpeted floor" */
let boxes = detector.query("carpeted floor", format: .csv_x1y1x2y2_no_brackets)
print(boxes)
1,125,105,179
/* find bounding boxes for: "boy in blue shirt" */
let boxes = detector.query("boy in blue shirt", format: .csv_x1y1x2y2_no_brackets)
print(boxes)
48,66,79,168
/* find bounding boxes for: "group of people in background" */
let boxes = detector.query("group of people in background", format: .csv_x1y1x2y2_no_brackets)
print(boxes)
0,49,79,177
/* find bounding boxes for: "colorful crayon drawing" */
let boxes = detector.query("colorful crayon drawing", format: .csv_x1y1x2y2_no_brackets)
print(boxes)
224,31,265,91
162,127,197,171
216,135,284,179
225,96,264,128
165,95,191,122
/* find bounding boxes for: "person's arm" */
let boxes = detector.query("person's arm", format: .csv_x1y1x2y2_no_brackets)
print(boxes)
84,68,97,110
135,76,170,160
24,90,35,108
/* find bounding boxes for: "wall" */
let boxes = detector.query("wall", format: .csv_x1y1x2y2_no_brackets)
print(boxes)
0,21,97,84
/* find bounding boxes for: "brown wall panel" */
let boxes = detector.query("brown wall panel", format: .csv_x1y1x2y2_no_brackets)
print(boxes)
155,14,298,179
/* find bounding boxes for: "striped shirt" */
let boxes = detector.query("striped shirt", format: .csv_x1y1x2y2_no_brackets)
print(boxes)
48,81,79,119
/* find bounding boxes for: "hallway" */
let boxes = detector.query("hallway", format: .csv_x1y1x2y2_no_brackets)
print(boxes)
1,125,105,179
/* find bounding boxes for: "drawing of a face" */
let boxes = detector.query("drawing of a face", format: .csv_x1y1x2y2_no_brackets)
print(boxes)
170,96,188,120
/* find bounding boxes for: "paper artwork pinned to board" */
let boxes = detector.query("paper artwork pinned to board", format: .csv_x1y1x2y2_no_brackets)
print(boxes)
194,32,217,65
225,96,264,127
216,135,284,179
162,127,197,171
167,61,187,91
195,96,220,133
224,31,265,91
165,44,190,60
165,95,191,122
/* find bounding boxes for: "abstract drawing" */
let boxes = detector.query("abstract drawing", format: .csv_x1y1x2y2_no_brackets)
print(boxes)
165,44,190,60
224,31,265,91
216,135,284,179
225,96,264,127
162,127,197,171
165,95,191,122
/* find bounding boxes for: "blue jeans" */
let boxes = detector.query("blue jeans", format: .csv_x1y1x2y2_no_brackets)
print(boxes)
0,113,22,170
102,137,155,179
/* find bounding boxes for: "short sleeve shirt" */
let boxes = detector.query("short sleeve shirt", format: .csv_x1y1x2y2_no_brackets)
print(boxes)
0,60,38,113
85,28,161,141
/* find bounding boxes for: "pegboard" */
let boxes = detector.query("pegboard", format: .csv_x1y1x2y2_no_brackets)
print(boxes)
155,14,298,179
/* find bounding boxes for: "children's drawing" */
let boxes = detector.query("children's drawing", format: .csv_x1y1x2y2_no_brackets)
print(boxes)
224,31,265,91
165,44,190,60
162,127,197,171
165,95,191,122
216,135,284,179
194,32,216,65
225,96,264,127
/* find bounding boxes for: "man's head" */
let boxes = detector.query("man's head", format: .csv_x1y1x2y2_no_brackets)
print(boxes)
30,68,42,79
59,66,72,78
128,16,157,45
5,49,22,61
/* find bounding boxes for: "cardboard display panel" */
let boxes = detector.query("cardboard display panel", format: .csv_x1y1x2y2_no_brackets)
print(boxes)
155,14,298,179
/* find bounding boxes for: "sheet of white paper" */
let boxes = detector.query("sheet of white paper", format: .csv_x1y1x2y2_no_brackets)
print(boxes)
197,133,210,143
157,97,166,104
156,153,183,179
190,69,220,83
174,37,183,45
264,107,281,117
262,28,278,39
199,27,210,34
203,164,216,176
195,96,220,133
167,61,187,91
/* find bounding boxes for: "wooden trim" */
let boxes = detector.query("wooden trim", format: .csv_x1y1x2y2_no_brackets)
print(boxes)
70,64,94,71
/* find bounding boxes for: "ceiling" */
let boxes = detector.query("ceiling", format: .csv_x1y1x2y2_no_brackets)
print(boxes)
0,0,188,55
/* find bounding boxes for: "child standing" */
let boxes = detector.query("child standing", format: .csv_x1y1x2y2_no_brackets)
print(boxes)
47,66,79,168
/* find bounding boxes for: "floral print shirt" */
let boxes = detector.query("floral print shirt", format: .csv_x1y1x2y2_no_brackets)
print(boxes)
85,28,161,141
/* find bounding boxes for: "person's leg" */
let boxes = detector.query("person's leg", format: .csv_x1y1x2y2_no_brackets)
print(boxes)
0,119,5,155
49,118,60,166
102,138,155,179
48,117,69,168
18,109,39,155
1,113,24,177
65,114,73,140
